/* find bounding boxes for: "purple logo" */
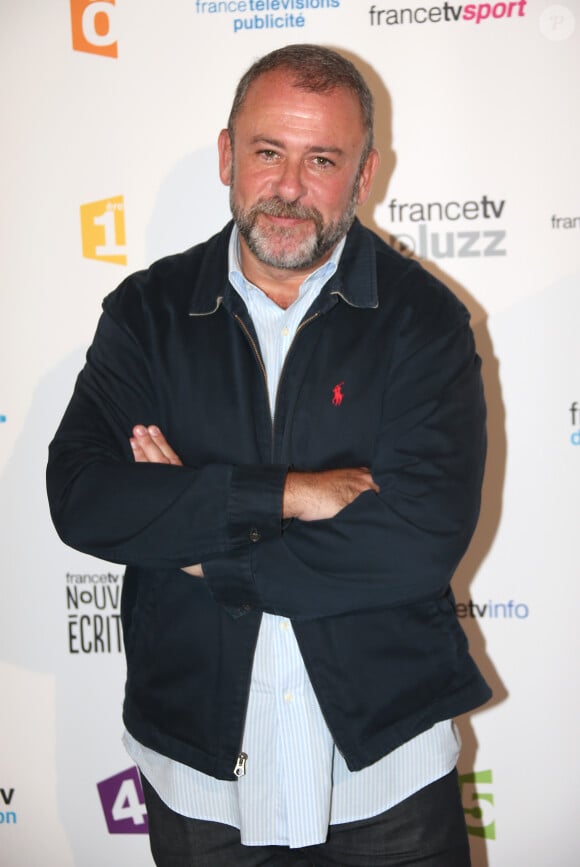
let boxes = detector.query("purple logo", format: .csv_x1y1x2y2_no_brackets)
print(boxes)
97,766,148,834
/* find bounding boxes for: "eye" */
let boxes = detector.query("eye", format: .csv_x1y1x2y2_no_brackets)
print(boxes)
258,149,279,161
312,156,335,168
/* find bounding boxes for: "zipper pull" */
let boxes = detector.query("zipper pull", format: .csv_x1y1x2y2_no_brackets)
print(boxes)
233,752,248,778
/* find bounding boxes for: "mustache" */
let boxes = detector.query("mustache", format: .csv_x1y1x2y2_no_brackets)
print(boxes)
251,197,322,223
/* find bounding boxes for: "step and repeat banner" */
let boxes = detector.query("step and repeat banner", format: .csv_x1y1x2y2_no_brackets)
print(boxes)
1,1,578,865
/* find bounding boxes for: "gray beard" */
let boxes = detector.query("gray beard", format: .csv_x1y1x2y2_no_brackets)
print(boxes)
230,189,357,271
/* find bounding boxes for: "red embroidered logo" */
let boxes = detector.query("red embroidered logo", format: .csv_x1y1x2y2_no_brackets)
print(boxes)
332,382,344,406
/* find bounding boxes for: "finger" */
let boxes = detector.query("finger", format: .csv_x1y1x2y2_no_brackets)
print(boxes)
129,437,149,463
181,564,204,578
357,468,380,494
147,425,183,466
132,425,172,464
361,471,380,494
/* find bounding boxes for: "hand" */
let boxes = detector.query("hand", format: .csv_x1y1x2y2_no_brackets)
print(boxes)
130,425,183,465
129,425,203,577
180,564,204,577
283,468,379,522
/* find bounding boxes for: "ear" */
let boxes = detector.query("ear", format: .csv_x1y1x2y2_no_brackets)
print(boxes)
356,149,380,206
218,129,233,186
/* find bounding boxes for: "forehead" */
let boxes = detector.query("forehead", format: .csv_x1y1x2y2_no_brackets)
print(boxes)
235,70,365,146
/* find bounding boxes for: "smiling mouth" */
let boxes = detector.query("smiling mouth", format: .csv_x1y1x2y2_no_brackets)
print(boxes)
261,213,312,227
253,197,321,224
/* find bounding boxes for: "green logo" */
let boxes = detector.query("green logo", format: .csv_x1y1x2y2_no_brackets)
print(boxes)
458,770,496,840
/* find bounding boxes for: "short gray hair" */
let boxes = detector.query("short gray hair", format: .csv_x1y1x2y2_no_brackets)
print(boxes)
227,44,374,163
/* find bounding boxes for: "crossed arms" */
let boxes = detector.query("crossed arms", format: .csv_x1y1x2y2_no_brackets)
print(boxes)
130,423,379,577
47,277,486,620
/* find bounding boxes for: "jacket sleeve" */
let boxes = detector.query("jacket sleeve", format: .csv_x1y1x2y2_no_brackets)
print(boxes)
203,303,487,620
46,294,286,569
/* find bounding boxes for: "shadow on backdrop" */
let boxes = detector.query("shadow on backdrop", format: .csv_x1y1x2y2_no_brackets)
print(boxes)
342,49,507,867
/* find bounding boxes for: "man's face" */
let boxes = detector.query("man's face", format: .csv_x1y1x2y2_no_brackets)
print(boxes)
218,70,378,274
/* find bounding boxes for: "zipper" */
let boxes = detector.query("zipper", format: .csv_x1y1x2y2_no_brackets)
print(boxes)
234,315,271,436
231,618,262,780
235,310,321,459
229,309,321,778
234,314,268,388
233,752,248,777
270,311,320,460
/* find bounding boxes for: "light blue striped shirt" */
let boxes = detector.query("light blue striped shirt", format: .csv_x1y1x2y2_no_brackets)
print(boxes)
124,226,460,848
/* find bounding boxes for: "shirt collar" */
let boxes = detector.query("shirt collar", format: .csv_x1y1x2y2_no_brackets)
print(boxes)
227,224,346,305
187,219,378,316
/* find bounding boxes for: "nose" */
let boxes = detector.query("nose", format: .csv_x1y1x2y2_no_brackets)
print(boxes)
273,159,306,202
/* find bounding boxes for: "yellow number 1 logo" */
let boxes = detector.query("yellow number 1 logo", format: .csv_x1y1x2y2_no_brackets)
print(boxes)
80,196,127,265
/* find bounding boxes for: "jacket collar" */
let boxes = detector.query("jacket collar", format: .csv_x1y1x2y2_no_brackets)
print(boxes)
188,218,378,316
326,218,378,309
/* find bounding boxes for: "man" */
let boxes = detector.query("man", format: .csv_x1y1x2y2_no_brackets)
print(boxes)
47,44,490,866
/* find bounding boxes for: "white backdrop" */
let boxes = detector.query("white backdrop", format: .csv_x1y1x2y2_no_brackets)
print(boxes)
1,1,579,865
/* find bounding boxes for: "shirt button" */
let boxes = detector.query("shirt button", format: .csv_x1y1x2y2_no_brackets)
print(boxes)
248,528,261,543
283,692,294,703
280,621,290,631
281,327,289,337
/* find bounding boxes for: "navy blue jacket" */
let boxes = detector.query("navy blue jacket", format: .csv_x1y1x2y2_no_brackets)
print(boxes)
47,219,491,780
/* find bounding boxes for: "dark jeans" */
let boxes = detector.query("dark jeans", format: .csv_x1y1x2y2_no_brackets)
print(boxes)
141,769,471,866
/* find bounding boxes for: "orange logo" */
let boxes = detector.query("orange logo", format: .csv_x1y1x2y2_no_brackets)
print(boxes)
70,0,118,58
80,196,127,265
